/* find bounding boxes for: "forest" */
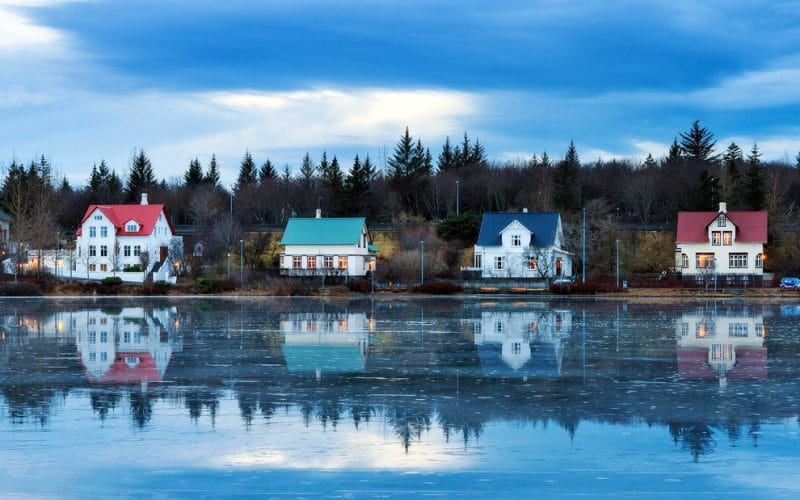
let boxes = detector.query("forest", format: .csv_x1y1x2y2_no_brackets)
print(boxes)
2,120,800,282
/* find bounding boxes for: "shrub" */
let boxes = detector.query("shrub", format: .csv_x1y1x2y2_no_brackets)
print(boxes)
549,280,620,295
269,278,308,296
101,277,123,286
194,277,237,294
412,279,463,295
123,264,143,273
0,282,43,296
346,279,372,293
139,282,170,295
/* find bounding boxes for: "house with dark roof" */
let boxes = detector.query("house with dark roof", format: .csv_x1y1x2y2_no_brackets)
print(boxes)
675,202,767,283
279,209,378,278
73,193,182,283
473,211,572,279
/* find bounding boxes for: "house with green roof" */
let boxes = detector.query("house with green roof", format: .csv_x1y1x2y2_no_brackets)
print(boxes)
279,210,378,278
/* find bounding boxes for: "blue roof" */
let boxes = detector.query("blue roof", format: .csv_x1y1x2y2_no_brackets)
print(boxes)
477,343,560,378
476,212,560,247
281,217,366,245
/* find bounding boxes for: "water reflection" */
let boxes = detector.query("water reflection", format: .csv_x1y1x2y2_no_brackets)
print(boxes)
1,298,799,464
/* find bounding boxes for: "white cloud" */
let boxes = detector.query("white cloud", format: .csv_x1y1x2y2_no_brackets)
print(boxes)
0,7,64,52
691,65,800,109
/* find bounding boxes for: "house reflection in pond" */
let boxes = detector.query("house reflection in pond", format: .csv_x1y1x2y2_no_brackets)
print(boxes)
471,308,572,378
74,307,181,385
676,307,767,388
280,312,373,380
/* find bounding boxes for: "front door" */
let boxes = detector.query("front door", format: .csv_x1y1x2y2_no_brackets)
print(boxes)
555,258,562,276
160,246,168,261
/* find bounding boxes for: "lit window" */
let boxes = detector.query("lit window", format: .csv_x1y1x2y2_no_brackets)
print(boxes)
696,253,714,268
528,256,537,269
723,232,732,245
711,232,721,246
511,234,521,247
338,256,348,269
307,256,316,269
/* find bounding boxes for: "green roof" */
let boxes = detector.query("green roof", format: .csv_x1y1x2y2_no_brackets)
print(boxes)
281,217,366,245
282,345,365,373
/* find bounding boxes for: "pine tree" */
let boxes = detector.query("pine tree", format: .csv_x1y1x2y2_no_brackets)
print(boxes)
205,154,221,187
184,157,205,187
696,169,720,210
299,152,316,184
540,151,551,168
721,143,742,206
743,143,765,210
470,138,487,166
236,151,258,190
643,154,658,169
258,159,276,181
125,149,156,201
437,136,456,172
679,120,717,163
89,164,101,192
387,127,431,214
318,151,330,180
665,138,682,167
553,140,581,211
345,154,376,215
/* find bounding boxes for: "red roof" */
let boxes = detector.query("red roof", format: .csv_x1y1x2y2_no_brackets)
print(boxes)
84,352,163,385
676,210,767,243
677,347,767,380
75,203,174,237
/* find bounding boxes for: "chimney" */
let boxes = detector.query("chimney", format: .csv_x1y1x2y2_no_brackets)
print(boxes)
140,192,149,205
315,208,322,219
719,202,727,213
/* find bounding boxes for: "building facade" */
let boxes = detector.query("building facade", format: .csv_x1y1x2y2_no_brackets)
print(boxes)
472,211,572,279
675,202,767,285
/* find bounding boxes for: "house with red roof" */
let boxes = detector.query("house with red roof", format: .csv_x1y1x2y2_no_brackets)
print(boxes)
675,202,767,284
73,193,182,283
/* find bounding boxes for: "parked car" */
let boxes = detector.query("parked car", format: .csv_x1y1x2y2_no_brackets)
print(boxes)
779,277,800,289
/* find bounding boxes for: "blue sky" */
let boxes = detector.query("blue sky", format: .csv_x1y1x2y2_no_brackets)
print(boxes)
2,0,800,188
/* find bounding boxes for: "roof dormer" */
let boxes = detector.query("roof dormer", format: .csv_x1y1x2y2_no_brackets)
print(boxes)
125,220,140,233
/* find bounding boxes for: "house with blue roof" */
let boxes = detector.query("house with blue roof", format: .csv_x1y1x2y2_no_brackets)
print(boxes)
473,210,572,279
279,209,378,278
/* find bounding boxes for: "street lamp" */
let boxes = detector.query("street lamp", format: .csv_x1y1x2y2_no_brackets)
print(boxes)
615,239,620,288
227,251,231,278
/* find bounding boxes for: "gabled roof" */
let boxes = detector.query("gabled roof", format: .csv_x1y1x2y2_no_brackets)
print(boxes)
75,203,174,237
84,352,162,385
476,212,560,247
281,217,367,245
676,210,767,243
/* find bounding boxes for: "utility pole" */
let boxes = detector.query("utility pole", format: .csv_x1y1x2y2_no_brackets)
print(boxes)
582,207,587,283
616,239,620,288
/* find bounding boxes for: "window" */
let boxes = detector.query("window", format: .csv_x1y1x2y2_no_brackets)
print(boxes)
89,352,96,362
89,245,97,257
89,264,96,272
511,234,521,247
475,254,482,269
307,256,316,269
722,232,732,245
512,342,522,355
494,256,505,270
100,226,108,238
717,214,726,227
338,256,348,269
681,253,689,268
711,231,721,246
100,352,107,362
89,226,96,238
123,245,131,257
88,332,96,343
133,245,141,257
126,223,138,232
729,253,748,268
696,322,715,338
729,323,748,337
100,264,107,272
756,253,763,268
100,245,108,257
100,332,108,343
93,215,102,221
528,256,537,269
292,256,302,269
324,256,334,268
696,253,714,268
494,321,504,333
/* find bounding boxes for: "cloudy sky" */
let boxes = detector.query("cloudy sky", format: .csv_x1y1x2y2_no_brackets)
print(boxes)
2,0,799,188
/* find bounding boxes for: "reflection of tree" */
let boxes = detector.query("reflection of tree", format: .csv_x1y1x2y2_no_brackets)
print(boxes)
387,404,433,453
317,399,342,430
437,409,483,447
90,390,121,421
1,385,58,427
185,389,219,425
129,390,154,428
669,422,716,462
350,401,374,429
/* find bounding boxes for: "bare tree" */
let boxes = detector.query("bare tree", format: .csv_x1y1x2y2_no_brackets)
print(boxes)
139,250,150,281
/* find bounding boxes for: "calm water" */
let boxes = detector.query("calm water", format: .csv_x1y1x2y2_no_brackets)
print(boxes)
1,296,799,498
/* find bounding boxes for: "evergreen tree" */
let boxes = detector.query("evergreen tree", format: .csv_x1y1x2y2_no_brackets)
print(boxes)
89,164,101,192
455,131,471,168
470,138,487,166
125,149,156,201
387,127,431,214
696,169,720,210
437,136,456,172
236,151,258,190
679,120,717,163
721,142,742,206
553,141,581,211
317,151,330,180
540,151,551,168
205,154,221,187
345,154,376,215
643,154,658,169
258,159,277,181
743,143,765,210
665,138,682,167
299,152,316,184
795,151,800,170
184,157,205,187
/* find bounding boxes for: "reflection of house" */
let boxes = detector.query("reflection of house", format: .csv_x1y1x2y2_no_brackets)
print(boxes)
72,193,182,283
676,308,767,387
472,309,572,377
472,211,572,279
73,307,180,384
675,202,767,284
279,210,378,278
280,311,373,377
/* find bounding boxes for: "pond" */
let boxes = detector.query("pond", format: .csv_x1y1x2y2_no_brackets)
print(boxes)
1,296,799,497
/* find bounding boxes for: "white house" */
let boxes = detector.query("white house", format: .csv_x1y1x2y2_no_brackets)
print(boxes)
279,210,378,278
473,211,572,279
0,209,9,249
675,202,767,285
72,193,182,283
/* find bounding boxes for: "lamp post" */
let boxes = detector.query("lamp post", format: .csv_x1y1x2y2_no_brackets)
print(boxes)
227,251,231,278
615,239,620,288
456,180,460,215
420,240,424,285
581,207,586,283
239,239,244,285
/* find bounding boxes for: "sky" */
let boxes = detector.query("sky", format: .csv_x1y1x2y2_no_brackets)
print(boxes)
1,0,800,188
